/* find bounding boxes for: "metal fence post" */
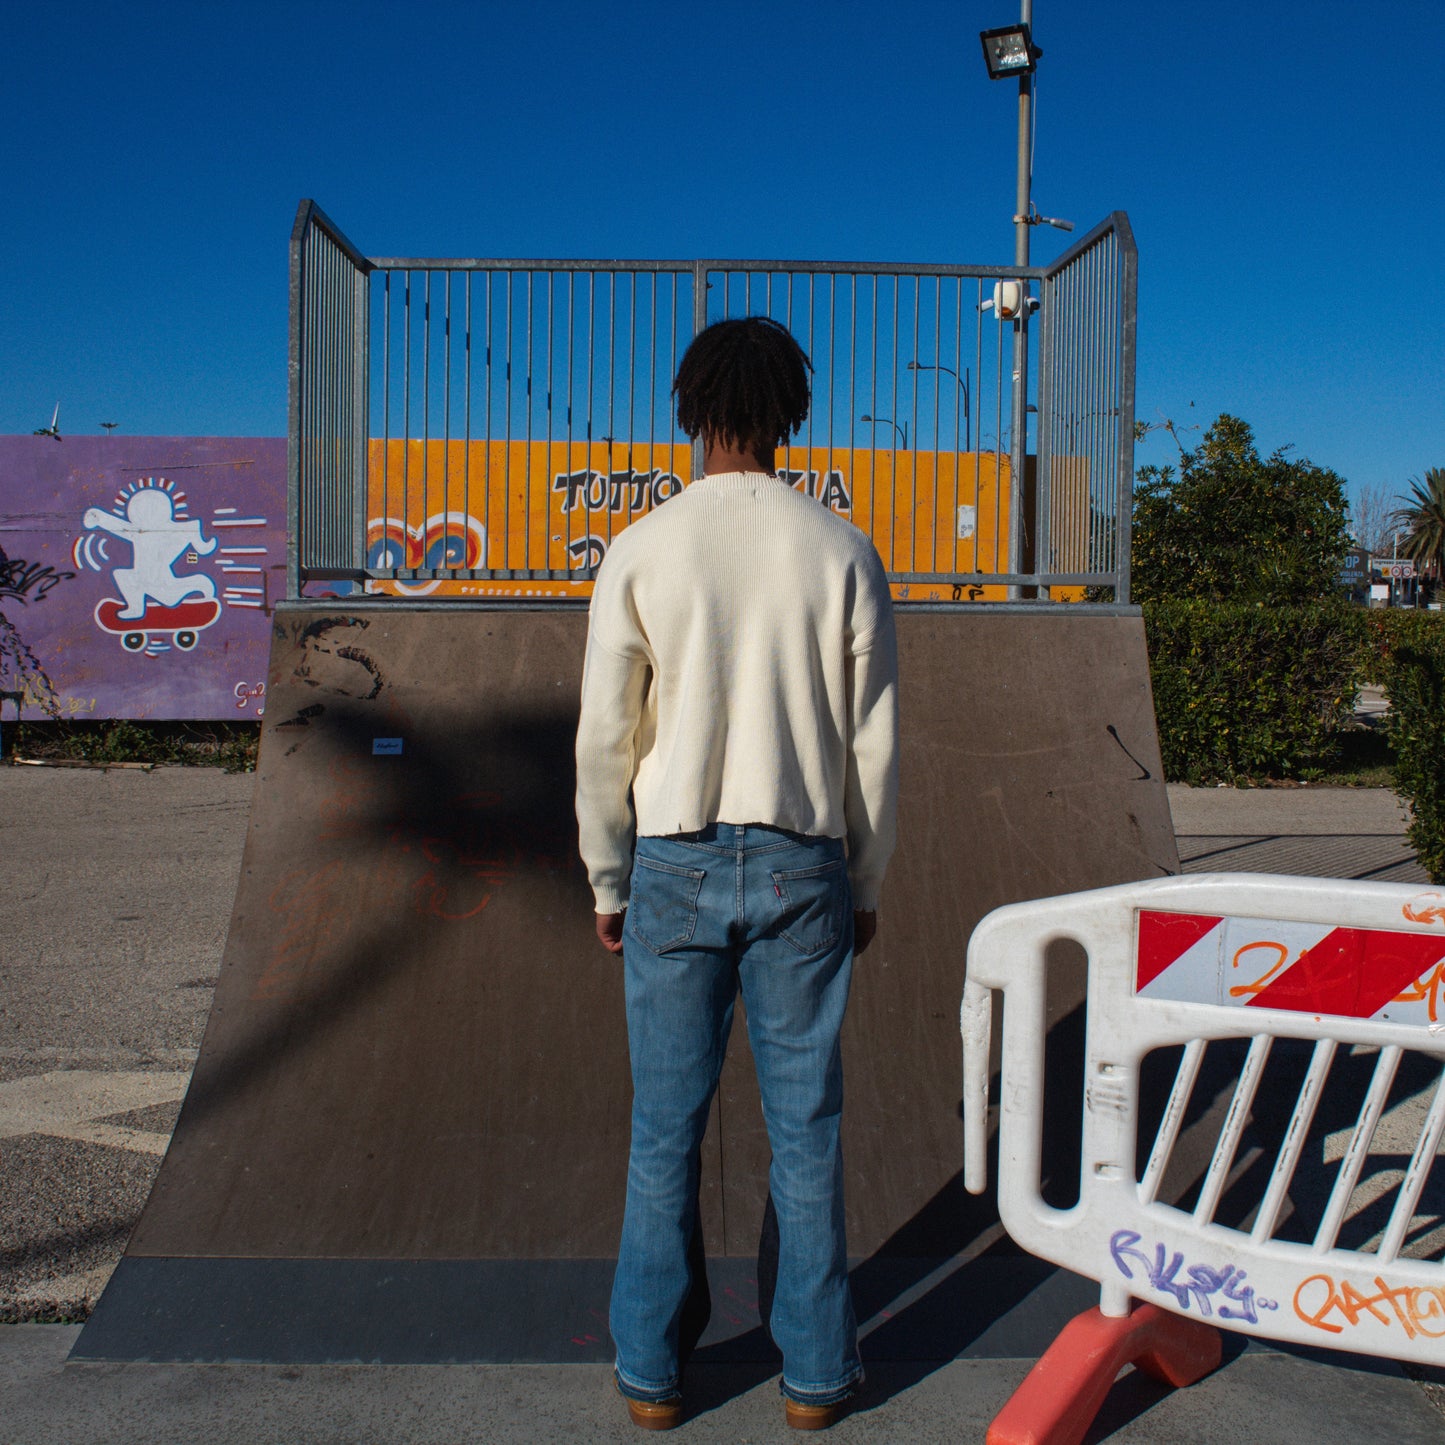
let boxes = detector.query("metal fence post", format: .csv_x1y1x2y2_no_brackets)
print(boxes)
286,201,310,600
352,261,369,582
1115,213,1138,604
691,261,708,484
1035,270,1055,599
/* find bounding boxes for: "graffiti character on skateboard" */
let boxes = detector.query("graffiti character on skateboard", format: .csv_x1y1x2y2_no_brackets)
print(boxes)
81,480,221,653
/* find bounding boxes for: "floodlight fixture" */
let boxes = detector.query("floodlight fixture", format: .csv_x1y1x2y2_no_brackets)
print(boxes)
980,23,1040,80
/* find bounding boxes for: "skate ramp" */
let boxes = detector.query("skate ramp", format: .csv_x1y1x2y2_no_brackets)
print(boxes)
74,601,1177,1362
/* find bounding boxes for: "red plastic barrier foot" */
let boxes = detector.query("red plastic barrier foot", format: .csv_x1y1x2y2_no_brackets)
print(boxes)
987,1302,1223,1445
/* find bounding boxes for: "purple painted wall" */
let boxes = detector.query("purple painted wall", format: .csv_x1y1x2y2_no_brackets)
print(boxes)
1,437,285,721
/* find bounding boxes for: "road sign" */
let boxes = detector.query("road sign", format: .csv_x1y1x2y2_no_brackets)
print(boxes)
1339,547,1369,584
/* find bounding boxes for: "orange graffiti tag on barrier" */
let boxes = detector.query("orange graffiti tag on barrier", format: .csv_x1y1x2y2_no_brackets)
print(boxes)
1294,1273,1445,1340
1391,960,1445,1022
1228,939,1292,998
1404,893,1445,927
1227,933,1445,1017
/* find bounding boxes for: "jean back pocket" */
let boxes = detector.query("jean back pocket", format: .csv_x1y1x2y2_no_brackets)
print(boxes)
628,854,706,953
770,858,848,956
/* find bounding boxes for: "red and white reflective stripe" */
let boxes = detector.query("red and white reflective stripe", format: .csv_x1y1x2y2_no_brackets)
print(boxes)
1136,910,1445,1023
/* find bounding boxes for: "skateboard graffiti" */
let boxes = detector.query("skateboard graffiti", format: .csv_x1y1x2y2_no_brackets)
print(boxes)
94,596,222,653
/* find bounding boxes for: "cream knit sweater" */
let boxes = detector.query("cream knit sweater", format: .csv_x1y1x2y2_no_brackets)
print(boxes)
575,470,899,915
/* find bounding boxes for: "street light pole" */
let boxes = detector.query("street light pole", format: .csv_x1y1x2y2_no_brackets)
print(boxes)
1010,0,1033,593
860,414,908,450
906,362,970,451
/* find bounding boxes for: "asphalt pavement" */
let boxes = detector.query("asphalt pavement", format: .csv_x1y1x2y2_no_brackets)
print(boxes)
1,767,248,1324
1,765,1441,1442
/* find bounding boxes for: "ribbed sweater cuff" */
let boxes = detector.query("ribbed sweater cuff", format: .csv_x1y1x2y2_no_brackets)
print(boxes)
593,886,626,915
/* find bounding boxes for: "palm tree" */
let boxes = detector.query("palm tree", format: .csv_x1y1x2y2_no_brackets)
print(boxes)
1394,467,1445,602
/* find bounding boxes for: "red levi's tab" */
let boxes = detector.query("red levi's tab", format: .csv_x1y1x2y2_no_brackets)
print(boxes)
1248,928,1445,1019
1136,911,1223,992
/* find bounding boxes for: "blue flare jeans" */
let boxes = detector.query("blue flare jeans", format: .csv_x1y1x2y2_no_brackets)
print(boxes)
610,823,861,1406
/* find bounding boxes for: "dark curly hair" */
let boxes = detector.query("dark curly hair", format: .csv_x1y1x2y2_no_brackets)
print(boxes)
673,316,812,454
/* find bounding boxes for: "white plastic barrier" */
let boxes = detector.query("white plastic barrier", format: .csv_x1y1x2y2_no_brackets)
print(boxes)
963,872,1445,1365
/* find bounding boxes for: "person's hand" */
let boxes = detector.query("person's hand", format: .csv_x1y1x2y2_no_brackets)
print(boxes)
596,912,625,955
853,909,877,956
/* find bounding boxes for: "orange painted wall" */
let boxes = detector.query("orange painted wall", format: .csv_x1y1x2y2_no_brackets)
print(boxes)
361,440,1014,602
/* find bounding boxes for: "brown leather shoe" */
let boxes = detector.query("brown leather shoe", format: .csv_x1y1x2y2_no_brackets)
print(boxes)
619,1387,684,1430
784,1395,851,1430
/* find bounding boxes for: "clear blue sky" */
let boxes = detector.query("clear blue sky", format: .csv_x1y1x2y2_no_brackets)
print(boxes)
4,0,1442,514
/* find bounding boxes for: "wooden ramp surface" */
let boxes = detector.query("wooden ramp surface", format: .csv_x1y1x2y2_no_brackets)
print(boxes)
75,601,1177,1362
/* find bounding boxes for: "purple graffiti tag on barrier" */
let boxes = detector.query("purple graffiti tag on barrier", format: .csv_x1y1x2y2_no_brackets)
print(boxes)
1109,1229,1279,1324
0,436,286,719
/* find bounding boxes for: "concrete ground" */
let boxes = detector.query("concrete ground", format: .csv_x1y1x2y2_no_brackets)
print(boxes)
1,767,247,1323
1171,781,1425,884
2,766,1442,1441
5,1326,1444,1444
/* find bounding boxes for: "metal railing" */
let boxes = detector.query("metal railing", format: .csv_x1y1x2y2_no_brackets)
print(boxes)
288,203,369,596
1037,212,1138,598
288,200,1137,602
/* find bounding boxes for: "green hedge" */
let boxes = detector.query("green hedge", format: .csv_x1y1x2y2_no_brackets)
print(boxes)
1143,600,1367,785
1143,602,1445,882
1370,613,1445,883
1358,608,1445,684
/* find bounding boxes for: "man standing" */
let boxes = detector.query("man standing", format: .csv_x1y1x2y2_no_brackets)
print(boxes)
575,316,899,1431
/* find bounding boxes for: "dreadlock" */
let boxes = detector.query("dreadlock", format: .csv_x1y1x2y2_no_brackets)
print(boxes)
673,316,812,455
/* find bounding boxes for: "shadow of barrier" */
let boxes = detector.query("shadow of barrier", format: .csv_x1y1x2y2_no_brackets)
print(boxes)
73,599,1178,1364
963,873,1445,1445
